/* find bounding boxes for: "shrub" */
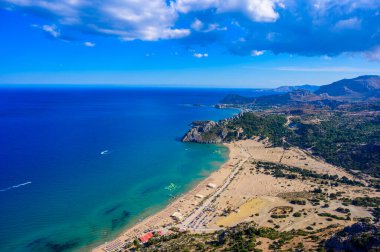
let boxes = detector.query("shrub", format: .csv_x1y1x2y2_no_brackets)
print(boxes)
289,199,306,205
293,212,302,217
271,214,288,219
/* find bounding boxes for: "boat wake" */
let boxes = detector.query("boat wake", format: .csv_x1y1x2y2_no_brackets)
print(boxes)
0,181,32,192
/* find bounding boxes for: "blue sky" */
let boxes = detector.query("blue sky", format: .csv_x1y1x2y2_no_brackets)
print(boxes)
1,0,380,88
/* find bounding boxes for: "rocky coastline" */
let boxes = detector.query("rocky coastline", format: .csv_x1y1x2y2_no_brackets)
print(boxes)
181,113,244,143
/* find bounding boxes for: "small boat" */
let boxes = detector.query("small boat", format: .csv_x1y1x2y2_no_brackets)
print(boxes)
101,150,110,155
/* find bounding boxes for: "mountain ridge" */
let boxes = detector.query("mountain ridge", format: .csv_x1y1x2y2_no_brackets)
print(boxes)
220,75,380,105
273,84,319,93
315,75,380,99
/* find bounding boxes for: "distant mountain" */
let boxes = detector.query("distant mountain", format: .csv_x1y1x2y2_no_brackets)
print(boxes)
219,94,255,104
220,89,324,106
220,85,319,105
253,89,322,105
273,84,319,93
220,75,380,106
315,75,380,100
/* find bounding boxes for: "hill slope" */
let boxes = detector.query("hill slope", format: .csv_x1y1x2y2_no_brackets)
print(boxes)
315,75,380,99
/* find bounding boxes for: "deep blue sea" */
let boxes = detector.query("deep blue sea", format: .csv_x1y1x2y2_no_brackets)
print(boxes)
0,87,272,252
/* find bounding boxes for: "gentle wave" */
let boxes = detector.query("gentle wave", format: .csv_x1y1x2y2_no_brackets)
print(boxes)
0,181,32,192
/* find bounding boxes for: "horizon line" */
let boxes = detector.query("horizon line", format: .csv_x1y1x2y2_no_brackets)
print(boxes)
0,83,317,89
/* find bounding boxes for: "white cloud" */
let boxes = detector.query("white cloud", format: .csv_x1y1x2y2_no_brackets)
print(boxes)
5,0,380,60
84,41,95,47
175,0,217,13
191,19,227,32
365,46,380,61
7,0,85,24
175,0,281,22
193,53,209,58
42,24,60,38
311,0,379,18
321,55,332,60
334,17,362,30
191,18,204,31
4,0,190,41
204,23,227,32
278,1,285,9
219,0,279,22
251,50,265,56
266,32,278,41
99,0,190,41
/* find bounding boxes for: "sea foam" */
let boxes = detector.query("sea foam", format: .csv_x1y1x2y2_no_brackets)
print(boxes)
0,181,32,192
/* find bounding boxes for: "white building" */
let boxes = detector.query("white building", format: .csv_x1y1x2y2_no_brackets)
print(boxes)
171,212,184,222
207,183,216,189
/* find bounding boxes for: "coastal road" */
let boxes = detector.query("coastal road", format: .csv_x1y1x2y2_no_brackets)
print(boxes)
179,144,250,230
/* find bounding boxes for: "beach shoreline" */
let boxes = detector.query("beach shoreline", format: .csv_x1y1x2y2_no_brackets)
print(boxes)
91,142,243,252
92,138,378,252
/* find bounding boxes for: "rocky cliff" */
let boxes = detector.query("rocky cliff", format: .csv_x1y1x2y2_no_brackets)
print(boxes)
181,114,246,144
181,120,225,143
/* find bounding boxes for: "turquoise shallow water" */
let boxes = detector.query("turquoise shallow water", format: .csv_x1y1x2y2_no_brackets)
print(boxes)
0,87,246,252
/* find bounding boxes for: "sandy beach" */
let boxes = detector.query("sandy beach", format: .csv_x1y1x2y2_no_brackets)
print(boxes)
93,138,378,252
92,141,246,252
